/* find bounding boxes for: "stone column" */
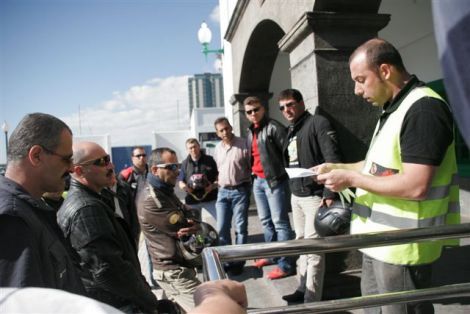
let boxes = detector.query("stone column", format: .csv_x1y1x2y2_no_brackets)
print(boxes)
279,11,390,162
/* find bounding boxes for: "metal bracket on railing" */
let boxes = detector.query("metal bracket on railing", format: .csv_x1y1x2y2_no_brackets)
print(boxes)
201,248,227,282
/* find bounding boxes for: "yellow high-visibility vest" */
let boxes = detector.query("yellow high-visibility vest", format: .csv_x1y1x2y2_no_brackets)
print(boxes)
351,86,460,265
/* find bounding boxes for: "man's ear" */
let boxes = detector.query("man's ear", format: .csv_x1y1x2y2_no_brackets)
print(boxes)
379,63,392,80
150,165,159,176
28,145,43,167
73,165,84,176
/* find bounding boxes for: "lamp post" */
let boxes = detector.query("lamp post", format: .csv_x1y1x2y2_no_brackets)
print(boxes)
2,121,8,162
197,22,224,61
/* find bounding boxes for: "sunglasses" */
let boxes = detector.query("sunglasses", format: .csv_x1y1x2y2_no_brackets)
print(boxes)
78,155,111,167
279,101,297,111
246,107,261,115
156,163,180,171
133,154,147,158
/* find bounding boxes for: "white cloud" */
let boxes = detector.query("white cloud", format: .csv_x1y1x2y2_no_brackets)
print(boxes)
60,75,191,147
210,5,220,24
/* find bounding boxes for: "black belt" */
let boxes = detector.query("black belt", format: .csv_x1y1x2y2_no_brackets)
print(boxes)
222,182,249,190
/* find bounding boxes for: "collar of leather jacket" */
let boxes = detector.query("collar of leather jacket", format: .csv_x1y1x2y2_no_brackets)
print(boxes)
70,178,102,197
249,115,269,132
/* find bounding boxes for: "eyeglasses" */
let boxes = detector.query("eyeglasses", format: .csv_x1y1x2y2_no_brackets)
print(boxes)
77,155,111,167
156,163,180,171
246,107,261,115
41,146,74,164
279,101,297,111
133,154,147,158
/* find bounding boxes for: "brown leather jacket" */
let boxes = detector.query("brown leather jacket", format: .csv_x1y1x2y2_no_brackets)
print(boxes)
137,182,197,271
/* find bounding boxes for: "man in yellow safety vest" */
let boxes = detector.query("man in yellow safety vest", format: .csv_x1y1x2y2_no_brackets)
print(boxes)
315,38,460,314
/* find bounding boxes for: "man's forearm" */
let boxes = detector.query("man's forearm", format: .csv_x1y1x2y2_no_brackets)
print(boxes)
191,280,247,314
190,294,246,314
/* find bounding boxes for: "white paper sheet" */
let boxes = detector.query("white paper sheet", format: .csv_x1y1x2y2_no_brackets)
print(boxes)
285,167,317,178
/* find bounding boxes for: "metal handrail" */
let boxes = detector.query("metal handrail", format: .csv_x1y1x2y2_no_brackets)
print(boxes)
201,223,470,312
202,222,470,281
247,282,470,313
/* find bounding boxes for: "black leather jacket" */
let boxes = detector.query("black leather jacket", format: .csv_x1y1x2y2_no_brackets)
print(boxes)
179,152,218,204
283,111,342,198
101,179,141,245
0,175,85,295
247,116,288,189
118,165,148,202
58,179,158,312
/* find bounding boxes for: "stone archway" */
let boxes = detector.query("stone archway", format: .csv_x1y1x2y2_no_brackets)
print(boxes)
226,0,389,161
231,19,286,136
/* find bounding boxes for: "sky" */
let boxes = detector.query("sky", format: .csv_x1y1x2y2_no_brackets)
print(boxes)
0,0,222,163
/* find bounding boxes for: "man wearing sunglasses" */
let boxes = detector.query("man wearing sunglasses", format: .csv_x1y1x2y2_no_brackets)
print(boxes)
137,147,202,312
243,96,295,280
0,113,84,294
119,146,149,203
58,141,159,313
279,89,342,303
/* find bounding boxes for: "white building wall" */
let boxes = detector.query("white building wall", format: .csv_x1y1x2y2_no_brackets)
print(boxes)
219,0,237,124
379,0,441,82
153,131,191,161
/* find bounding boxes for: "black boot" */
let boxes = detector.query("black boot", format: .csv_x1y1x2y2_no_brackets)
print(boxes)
282,290,304,303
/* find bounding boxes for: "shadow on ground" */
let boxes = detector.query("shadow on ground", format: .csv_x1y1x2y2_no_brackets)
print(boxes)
432,245,470,306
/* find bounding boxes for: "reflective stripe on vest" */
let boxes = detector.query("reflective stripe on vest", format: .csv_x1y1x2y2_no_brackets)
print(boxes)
351,86,460,265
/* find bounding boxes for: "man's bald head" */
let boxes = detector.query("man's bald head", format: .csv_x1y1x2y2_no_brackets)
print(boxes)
71,141,114,193
72,141,104,165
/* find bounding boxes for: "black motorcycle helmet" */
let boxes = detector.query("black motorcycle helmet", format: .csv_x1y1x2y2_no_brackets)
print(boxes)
314,201,352,237
178,222,219,261
188,173,210,190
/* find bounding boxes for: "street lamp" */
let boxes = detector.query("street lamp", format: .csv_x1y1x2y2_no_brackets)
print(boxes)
197,22,224,61
2,121,8,161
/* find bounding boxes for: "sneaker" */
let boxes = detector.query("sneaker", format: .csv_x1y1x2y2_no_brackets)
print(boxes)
253,258,272,268
282,290,304,303
266,266,293,280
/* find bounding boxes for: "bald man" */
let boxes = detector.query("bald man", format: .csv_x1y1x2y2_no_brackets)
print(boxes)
57,141,158,313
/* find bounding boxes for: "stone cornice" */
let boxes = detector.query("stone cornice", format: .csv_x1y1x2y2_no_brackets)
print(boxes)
278,12,312,53
278,11,390,53
224,0,250,42
306,11,390,33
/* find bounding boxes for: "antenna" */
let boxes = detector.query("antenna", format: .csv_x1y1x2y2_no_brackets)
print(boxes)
78,105,82,135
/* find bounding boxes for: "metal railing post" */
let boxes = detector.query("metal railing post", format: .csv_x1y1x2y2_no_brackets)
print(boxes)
201,247,227,281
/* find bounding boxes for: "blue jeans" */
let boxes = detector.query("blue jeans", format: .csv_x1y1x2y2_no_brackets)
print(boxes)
216,184,251,247
253,177,294,273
